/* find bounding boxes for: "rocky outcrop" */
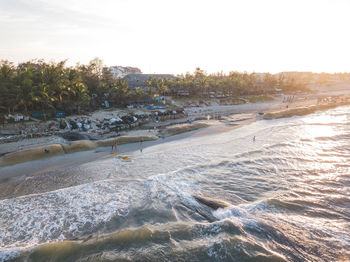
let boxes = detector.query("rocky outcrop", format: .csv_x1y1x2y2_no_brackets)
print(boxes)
0,109,186,144
60,132,94,141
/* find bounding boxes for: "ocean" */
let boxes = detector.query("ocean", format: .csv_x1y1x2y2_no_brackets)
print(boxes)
0,106,349,261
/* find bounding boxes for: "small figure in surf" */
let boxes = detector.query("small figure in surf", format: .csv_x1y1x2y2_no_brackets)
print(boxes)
112,142,117,153
253,136,256,142
140,137,144,152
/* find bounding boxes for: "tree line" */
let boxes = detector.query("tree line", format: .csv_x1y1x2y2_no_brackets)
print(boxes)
0,59,312,116
0,58,142,115
146,67,310,97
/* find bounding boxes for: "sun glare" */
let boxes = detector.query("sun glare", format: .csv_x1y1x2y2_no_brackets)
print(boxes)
302,115,340,139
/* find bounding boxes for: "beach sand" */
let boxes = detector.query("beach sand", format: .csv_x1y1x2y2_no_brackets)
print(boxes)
1,82,350,171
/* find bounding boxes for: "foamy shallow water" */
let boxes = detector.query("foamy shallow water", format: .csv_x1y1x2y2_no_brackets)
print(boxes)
1,106,350,261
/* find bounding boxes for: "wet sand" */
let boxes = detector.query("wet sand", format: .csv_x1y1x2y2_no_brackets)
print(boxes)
0,118,250,179
1,83,350,173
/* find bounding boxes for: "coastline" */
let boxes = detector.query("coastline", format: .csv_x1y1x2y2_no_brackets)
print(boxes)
1,87,350,169
0,121,215,167
263,100,350,120
0,121,224,180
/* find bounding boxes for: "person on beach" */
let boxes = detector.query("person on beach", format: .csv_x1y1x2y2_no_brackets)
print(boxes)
253,136,256,142
112,142,117,153
140,137,144,152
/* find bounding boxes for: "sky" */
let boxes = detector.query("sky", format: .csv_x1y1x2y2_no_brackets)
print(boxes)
1,0,350,74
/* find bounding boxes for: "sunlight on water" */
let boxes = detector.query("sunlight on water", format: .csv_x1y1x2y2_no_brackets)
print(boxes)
0,106,350,261
301,115,340,139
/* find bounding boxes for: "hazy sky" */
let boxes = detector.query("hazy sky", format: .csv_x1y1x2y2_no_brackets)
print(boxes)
1,0,350,74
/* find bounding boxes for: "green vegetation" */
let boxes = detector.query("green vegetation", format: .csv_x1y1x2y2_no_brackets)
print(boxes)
149,68,310,98
0,58,148,115
0,60,311,116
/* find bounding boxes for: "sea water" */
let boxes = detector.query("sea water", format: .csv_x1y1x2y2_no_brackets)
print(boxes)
0,106,349,261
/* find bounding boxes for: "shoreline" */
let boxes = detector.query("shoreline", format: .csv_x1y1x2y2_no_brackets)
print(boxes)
0,122,212,168
1,97,349,202
1,89,350,168
263,100,350,120
0,121,225,180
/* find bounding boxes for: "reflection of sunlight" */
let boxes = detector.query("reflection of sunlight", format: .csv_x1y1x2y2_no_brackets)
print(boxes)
302,114,340,139
303,113,346,125
305,124,337,139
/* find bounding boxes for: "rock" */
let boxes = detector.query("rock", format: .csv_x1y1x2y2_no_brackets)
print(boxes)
121,116,133,124
109,125,120,131
60,132,92,141
109,117,123,125
69,120,78,129
48,121,56,128
59,120,67,129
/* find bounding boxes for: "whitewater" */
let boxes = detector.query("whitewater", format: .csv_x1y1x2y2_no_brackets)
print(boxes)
0,106,349,261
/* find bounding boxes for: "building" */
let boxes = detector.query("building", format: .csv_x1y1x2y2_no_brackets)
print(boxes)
124,74,175,91
109,66,142,79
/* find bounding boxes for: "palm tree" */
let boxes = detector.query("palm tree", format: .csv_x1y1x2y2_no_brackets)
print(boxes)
0,61,17,114
156,79,169,96
110,78,131,106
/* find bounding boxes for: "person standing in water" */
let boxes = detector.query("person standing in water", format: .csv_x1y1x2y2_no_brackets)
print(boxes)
140,137,144,152
112,141,118,153
253,136,256,142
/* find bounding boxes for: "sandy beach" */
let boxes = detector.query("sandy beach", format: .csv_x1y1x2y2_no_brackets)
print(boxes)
1,81,350,171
